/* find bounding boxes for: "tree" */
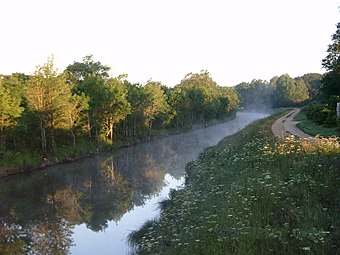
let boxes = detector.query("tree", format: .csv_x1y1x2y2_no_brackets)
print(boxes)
65,56,126,143
0,77,24,150
321,22,340,99
322,22,340,73
121,81,148,137
220,87,240,114
63,93,89,147
235,79,272,110
101,77,130,142
66,55,111,83
25,57,73,157
273,74,309,107
168,86,191,128
180,70,217,88
142,81,171,130
296,73,322,101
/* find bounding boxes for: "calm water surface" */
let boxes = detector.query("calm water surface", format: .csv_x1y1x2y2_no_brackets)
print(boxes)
0,112,268,254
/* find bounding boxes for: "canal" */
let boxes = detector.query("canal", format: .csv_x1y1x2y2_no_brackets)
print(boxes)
0,112,268,254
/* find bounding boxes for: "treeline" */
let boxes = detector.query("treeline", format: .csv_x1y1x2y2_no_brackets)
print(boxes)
235,73,322,111
0,56,239,168
237,21,340,130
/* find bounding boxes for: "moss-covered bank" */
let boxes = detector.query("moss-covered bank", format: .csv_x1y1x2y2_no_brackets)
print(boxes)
129,112,340,255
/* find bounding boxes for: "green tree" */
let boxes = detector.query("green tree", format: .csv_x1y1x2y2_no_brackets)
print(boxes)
25,57,73,157
63,93,89,147
296,73,322,101
321,22,340,99
168,86,191,128
273,74,309,107
0,77,24,150
220,87,240,114
141,81,171,130
122,81,148,137
177,71,217,124
66,54,111,83
101,77,130,142
235,79,273,110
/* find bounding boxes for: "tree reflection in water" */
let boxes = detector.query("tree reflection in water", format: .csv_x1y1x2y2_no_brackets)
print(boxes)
0,112,268,254
0,139,171,253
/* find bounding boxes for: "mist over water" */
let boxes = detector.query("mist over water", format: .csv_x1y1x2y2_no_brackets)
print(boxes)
0,112,268,255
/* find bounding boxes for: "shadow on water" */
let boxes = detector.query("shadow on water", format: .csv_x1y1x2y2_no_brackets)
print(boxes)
0,112,268,254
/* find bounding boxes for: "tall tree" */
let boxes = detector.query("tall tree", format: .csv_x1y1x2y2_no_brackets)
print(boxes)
273,74,309,107
25,57,73,157
63,93,89,147
66,55,111,83
296,73,322,101
142,81,171,130
122,81,147,137
65,55,114,142
0,77,24,150
101,77,130,142
321,22,340,98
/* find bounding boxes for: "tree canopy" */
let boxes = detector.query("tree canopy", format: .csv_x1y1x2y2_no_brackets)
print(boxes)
321,22,340,98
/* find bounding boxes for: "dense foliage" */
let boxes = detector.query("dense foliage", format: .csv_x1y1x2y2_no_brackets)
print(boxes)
300,21,340,128
321,22,340,98
0,57,239,171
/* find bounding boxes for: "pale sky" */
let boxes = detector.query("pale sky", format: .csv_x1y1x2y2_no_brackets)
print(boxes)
0,0,339,86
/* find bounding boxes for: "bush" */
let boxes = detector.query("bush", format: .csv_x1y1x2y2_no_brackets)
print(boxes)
303,104,328,124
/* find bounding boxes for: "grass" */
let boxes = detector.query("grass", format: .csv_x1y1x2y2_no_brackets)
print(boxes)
294,109,340,137
129,112,340,255
0,140,98,177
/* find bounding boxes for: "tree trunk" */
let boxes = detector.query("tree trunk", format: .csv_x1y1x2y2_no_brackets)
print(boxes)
50,118,56,157
0,125,4,152
40,119,47,158
71,128,76,147
87,112,92,139
133,114,137,137
110,123,114,141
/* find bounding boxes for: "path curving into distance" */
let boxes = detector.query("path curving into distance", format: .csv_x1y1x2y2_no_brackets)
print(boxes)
271,108,311,139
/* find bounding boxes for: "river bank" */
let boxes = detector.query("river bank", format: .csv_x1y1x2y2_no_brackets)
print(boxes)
129,112,340,255
0,115,237,178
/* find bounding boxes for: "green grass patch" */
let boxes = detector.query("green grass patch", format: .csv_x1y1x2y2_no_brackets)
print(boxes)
295,110,340,137
129,112,340,255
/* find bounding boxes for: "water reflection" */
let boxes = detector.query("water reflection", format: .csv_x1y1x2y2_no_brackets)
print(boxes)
0,112,268,254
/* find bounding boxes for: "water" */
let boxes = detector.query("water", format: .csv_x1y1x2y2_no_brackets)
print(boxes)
0,112,268,254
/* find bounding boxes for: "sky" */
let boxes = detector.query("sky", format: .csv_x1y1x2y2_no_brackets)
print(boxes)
0,0,339,87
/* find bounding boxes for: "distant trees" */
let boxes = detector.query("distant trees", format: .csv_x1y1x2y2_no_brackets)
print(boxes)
296,73,322,101
168,70,239,128
272,74,309,107
235,79,273,110
236,74,313,109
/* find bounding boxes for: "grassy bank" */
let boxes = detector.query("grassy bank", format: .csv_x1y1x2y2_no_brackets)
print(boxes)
294,110,340,137
129,113,340,254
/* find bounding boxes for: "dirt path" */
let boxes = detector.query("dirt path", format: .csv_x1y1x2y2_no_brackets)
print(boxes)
271,108,311,139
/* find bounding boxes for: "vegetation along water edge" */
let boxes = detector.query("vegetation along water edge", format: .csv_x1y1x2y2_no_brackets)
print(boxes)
129,111,340,255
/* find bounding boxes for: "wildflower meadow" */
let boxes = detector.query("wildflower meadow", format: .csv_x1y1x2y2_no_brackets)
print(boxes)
129,112,340,255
